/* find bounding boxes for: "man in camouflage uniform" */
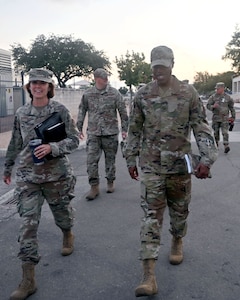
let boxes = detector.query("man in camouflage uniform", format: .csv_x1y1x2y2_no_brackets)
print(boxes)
77,68,128,200
3,68,79,300
124,46,218,297
206,82,235,153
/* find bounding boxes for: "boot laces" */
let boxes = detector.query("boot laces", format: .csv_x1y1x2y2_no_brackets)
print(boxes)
19,278,32,290
142,272,152,283
171,240,182,258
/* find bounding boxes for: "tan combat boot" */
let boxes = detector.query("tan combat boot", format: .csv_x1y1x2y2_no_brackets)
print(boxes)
135,259,158,297
106,181,114,193
85,184,99,200
169,236,183,265
10,263,37,300
61,229,74,256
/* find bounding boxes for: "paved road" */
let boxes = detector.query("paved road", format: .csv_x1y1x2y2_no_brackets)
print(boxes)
1,124,240,299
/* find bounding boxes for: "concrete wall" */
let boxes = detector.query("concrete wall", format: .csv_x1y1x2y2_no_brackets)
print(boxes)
0,115,14,133
25,88,84,121
50,88,84,121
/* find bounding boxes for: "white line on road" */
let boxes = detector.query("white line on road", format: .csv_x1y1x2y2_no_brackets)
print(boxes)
0,189,14,205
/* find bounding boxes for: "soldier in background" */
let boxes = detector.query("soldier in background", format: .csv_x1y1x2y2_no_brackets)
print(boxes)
3,68,79,300
206,82,236,153
124,45,218,297
77,68,128,200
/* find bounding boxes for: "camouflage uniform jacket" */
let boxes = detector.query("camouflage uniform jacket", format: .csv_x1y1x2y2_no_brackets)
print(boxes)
77,84,128,136
4,100,79,183
125,76,218,174
206,92,235,122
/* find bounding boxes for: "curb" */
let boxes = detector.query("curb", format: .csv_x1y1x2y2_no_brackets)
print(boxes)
0,189,14,205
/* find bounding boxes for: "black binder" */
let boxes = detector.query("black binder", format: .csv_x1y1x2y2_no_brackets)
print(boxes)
34,112,67,143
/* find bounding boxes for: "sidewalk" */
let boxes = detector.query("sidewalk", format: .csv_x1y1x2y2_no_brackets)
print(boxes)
0,131,12,157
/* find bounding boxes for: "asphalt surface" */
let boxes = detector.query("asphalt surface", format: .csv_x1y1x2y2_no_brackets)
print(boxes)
1,125,240,300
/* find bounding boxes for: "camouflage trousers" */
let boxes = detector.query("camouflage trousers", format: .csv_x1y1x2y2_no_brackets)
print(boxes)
139,172,191,260
212,121,229,145
15,176,76,264
86,134,119,185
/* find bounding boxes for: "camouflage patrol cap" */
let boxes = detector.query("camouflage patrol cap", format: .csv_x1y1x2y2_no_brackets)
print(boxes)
151,45,174,68
215,82,225,88
93,68,109,79
28,68,53,83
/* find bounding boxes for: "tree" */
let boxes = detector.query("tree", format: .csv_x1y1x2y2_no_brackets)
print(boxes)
193,71,235,96
115,51,152,97
222,25,240,74
11,34,111,87
193,71,213,95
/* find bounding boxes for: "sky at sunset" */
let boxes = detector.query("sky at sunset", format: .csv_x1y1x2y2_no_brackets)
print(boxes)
0,0,239,87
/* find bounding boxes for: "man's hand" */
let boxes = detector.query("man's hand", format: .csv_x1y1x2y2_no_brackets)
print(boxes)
194,163,210,179
229,117,235,131
213,103,219,109
122,131,127,140
78,131,85,140
128,166,139,180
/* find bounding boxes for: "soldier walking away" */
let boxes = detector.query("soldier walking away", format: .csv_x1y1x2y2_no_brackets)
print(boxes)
2,68,79,300
124,46,218,297
206,82,236,153
77,68,128,200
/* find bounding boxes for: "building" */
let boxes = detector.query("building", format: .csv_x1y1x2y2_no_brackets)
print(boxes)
0,49,12,82
232,75,240,102
0,49,14,116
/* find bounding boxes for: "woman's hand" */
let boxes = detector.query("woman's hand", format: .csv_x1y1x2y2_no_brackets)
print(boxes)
3,175,11,185
34,144,52,159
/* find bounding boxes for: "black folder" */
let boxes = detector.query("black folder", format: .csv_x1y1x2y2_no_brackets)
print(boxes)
34,112,67,143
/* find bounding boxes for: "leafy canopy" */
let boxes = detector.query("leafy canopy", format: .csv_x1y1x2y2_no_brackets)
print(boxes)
11,34,111,87
115,51,152,94
193,25,240,96
222,24,240,74
193,71,235,96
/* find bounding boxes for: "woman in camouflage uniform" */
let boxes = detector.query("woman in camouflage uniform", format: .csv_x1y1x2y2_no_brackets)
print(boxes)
3,68,79,300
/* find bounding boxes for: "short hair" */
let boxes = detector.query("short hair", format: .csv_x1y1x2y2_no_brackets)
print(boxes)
25,82,55,100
